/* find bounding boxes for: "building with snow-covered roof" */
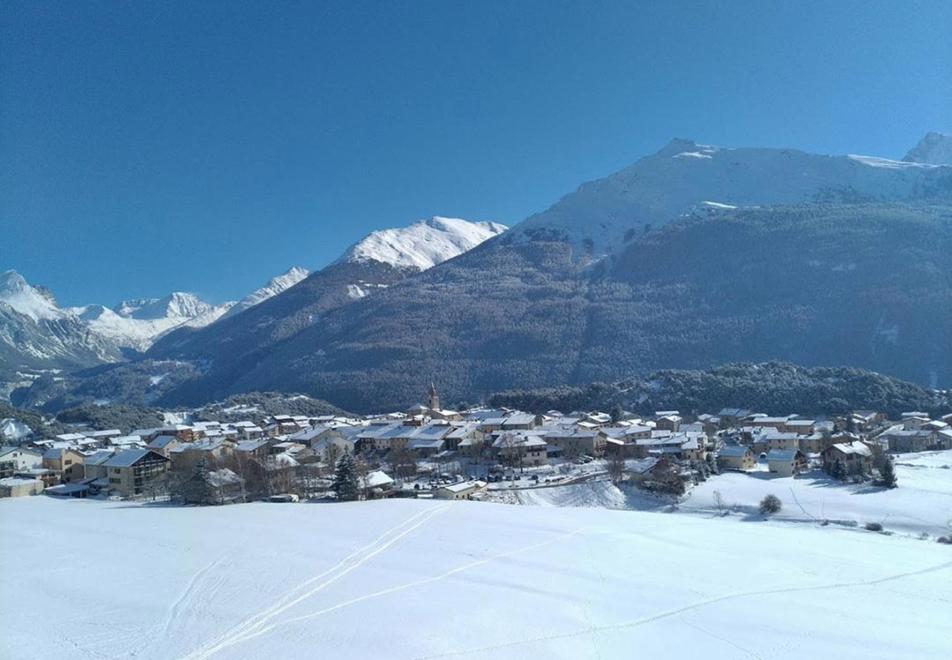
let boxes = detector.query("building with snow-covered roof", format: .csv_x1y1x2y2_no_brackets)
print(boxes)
434,480,487,500
822,442,873,476
0,476,44,498
717,445,755,471
0,446,42,477
766,449,807,477
102,449,169,498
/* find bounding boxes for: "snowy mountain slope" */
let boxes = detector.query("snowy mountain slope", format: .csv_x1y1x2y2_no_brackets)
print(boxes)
337,216,507,271
0,270,64,322
515,137,951,259
71,293,234,353
146,217,503,373
2,497,950,659
904,131,952,165
219,266,310,320
0,271,121,376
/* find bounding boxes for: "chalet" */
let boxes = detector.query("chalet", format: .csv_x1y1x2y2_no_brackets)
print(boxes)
109,435,143,450
763,431,800,452
42,448,86,483
408,427,451,458
879,429,935,453
434,480,487,500
717,445,755,472
169,438,236,470
146,435,180,457
543,428,606,457
822,441,873,476
0,446,42,478
360,470,395,498
626,457,661,485
82,450,116,485
785,419,816,435
500,413,541,430
85,429,122,443
311,434,355,464
235,438,271,460
654,414,682,433
937,429,952,450
443,423,483,453
798,432,829,454
207,468,245,504
493,432,548,467
103,449,170,498
766,449,807,477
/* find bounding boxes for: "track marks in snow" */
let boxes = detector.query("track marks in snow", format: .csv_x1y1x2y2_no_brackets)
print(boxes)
237,525,588,643
415,558,952,658
183,504,452,660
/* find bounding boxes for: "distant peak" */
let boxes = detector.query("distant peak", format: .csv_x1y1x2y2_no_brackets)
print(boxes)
656,138,699,156
339,216,508,271
0,269,27,291
903,131,952,165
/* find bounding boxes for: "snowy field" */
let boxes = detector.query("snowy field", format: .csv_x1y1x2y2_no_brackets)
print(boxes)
2,496,951,659
517,450,952,538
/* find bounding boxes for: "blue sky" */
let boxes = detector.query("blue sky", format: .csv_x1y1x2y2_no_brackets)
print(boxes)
2,0,951,306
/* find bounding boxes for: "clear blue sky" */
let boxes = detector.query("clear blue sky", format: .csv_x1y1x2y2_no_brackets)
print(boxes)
2,0,950,306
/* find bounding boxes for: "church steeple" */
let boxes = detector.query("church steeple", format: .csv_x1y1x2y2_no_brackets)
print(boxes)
427,382,440,411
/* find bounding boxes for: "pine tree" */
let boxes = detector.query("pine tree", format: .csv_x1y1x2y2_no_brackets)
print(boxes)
185,458,213,505
610,404,624,424
333,454,360,502
831,458,846,481
879,456,898,488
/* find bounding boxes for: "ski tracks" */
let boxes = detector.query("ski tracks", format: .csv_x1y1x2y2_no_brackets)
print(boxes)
414,558,952,658
182,503,452,660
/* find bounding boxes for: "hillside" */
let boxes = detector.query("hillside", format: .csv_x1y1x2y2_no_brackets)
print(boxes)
489,362,951,418
147,203,952,413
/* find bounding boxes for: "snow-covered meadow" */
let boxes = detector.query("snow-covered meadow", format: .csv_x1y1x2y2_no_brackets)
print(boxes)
2,495,950,659
517,451,952,538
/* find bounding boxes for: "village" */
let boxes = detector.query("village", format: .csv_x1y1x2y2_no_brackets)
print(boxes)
3,384,951,509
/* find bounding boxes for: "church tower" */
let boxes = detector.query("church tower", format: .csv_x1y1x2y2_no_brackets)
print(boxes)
427,382,441,412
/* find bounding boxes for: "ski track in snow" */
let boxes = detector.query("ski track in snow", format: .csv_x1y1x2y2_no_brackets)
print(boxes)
183,504,452,660
236,526,588,643
413,559,952,659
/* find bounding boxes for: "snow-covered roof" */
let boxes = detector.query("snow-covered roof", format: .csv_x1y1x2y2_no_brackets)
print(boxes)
103,448,166,468
360,471,394,489
718,445,751,458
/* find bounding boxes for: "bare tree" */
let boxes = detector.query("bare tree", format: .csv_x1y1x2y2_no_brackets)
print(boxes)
389,446,416,480
607,453,626,484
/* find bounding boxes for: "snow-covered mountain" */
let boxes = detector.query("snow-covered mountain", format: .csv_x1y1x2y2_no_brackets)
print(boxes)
0,271,120,379
338,216,508,271
219,266,310,320
904,131,952,165
515,137,950,259
145,216,505,368
0,270,65,322
71,293,235,353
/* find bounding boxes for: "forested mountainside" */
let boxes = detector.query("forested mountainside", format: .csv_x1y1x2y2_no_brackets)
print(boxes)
488,362,951,419
150,203,952,413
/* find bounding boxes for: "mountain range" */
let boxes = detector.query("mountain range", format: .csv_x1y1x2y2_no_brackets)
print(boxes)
1,217,505,401
6,132,952,413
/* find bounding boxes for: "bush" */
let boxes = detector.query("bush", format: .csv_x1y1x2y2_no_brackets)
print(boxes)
865,522,883,532
937,536,951,545
759,494,782,515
